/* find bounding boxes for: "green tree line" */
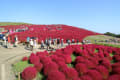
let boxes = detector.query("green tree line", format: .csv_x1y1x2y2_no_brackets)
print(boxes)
104,32,120,38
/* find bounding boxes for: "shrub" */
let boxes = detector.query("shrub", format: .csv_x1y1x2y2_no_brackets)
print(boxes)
84,60,96,69
75,63,88,75
29,53,40,64
87,70,102,80
75,56,85,64
47,70,66,80
22,57,28,61
108,75,120,80
21,67,37,80
44,62,59,75
34,63,43,72
80,75,92,80
96,65,109,79
62,67,78,80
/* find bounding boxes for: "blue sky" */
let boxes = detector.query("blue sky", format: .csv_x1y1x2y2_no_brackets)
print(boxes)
0,0,120,34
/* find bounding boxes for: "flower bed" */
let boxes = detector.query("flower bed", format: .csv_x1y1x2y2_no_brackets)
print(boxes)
13,44,120,80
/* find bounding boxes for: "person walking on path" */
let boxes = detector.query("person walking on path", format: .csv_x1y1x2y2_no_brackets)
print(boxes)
26,37,30,48
67,39,71,45
76,39,79,44
3,36,7,47
61,39,64,47
72,39,75,44
33,38,37,49
7,36,12,48
30,39,34,51
40,40,44,49
14,35,18,47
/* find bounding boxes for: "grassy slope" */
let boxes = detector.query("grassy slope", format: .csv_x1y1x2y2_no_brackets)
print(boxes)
84,35,116,43
84,35,120,48
0,22,31,26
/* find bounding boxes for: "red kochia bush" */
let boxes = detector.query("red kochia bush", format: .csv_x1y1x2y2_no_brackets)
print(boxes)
73,77,81,80
108,75,120,80
87,70,102,80
113,55,120,62
84,60,96,69
96,65,109,79
64,55,72,64
80,75,92,80
44,62,59,75
56,61,68,71
62,67,78,80
29,53,40,64
34,63,43,72
47,71,66,80
40,56,52,66
22,57,28,61
75,63,88,75
50,55,65,63
75,56,85,64
22,67,37,80
63,47,73,55
112,63,120,68
101,58,112,72
112,67,120,74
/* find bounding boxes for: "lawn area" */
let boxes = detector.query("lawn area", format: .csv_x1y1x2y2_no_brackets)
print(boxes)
84,35,115,43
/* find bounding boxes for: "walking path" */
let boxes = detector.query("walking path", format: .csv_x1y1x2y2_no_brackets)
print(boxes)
0,42,46,80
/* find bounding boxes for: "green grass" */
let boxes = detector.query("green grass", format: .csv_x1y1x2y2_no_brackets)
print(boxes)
84,35,117,43
13,60,47,80
94,49,98,53
67,54,77,68
13,61,33,73
95,43,120,48
71,54,76,62
13,60,34,80
0,22,31,26
36,73,45,80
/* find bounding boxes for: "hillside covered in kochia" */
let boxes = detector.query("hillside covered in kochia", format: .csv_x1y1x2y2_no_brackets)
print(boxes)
0,24,100,43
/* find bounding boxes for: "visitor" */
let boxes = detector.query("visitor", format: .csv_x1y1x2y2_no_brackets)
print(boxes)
52,38,56,45
33,38,37,49
72,39,75,44
45,38,48,46
7,36,12,48
26,37,30,48
40,40,44,49
76,39,79,44
61,39,64,47
82,40,85,45
3,36,7,47
14,35,18,47
30,39,34,51
67,39,71,45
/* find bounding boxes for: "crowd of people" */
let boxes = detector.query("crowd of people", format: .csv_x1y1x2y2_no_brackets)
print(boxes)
25,37,80,51
0,35,81,51
2,35,18,48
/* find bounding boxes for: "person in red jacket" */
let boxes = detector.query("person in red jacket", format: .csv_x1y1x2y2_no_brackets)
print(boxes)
7,36,12,48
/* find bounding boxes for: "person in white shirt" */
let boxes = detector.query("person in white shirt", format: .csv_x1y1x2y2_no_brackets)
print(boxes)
33,39,37,49
14,35,18,47
30,39,34,51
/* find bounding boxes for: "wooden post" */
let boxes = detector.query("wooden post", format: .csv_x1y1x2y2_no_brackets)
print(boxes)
18,72,21,80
